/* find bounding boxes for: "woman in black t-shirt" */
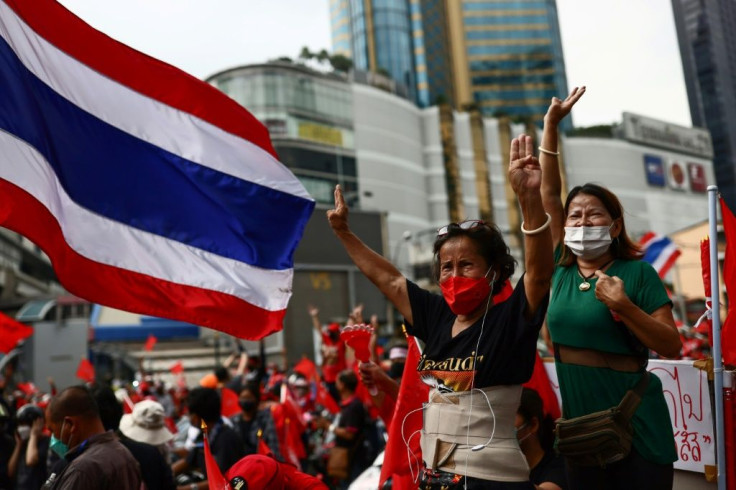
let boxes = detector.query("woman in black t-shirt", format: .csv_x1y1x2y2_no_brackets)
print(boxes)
327,134,554,488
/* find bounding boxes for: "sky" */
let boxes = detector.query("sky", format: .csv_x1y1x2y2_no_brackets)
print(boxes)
57,0,692,128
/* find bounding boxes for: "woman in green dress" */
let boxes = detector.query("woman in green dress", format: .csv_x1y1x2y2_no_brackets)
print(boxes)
537,87,682,489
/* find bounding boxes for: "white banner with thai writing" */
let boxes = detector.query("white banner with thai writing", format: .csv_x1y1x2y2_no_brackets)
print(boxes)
543,359,714,473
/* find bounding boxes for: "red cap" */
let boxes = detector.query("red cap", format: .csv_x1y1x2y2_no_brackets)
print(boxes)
327,322,341,332
225,455,283,489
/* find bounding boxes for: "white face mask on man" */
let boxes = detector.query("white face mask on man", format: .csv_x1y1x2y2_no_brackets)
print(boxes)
563,224,613,260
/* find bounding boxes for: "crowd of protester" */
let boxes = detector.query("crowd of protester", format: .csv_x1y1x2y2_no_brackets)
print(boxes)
0,303,415,490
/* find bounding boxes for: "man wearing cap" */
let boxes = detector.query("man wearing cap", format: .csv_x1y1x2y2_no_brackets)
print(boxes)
91,385,176,490
42,385,142,490
308,306,346,402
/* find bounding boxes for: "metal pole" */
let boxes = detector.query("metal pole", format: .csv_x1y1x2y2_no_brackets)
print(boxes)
708,185,726,490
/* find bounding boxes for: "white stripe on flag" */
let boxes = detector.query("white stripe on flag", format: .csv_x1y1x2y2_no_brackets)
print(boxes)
651,241,679,274
0,2,310,200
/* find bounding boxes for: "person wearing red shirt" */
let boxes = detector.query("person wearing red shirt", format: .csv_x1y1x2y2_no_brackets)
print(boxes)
308,306,346,403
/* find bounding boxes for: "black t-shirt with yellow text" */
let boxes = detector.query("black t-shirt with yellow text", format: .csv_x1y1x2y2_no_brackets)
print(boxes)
404,276,547,392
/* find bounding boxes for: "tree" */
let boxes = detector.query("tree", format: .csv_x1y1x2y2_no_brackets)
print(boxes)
329,54,353,73
299,46,313,60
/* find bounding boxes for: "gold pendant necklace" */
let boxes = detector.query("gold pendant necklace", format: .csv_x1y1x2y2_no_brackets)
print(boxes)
577,259,615,292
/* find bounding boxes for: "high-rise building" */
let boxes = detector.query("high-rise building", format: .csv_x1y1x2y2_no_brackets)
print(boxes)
330,0,417,103
331,0,570,129
671,0,736,209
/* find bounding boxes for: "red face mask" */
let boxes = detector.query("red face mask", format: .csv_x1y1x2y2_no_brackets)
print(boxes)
440,275,492,315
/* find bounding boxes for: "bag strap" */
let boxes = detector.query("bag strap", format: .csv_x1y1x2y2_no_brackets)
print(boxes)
617,371,651,420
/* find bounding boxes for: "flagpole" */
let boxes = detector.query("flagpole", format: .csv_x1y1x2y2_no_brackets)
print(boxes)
708,185,726,490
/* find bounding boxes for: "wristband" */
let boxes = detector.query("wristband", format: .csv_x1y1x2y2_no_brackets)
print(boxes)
538,146,560,156
520,213,552,235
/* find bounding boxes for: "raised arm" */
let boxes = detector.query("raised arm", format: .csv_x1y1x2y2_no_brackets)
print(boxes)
539,86,586,248
307,305,322,333
327,185,412,324
510,135,554,315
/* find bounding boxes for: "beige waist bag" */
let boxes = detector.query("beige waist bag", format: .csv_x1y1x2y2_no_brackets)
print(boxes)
420,384,529,482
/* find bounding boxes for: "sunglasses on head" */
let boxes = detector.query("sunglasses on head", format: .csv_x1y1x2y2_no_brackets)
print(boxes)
436,219,487,237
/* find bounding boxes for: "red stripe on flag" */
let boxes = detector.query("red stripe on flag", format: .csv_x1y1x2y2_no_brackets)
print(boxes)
657,249,682,279
0,179,284,340
4,0,278,160
638,231,657,249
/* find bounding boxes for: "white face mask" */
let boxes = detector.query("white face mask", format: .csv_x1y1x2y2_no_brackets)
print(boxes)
17,425,31,441
564,225,613,260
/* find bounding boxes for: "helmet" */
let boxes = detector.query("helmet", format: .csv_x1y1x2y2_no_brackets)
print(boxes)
16,404,44,425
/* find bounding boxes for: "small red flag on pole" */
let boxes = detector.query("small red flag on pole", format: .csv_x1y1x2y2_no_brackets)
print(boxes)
169,360,184,375
143,334,157,351
75,358,95,383
697,238,714,345
201,421,229,489
0,312,32,354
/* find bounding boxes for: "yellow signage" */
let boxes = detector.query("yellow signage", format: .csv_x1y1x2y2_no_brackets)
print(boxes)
298,122,343,147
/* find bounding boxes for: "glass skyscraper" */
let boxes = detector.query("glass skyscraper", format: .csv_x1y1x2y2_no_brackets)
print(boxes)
331,0,570,128
671,0,736,209
330,0,417,103
447,0,569,128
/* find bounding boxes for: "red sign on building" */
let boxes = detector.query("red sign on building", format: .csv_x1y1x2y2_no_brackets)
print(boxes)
688,163,707,192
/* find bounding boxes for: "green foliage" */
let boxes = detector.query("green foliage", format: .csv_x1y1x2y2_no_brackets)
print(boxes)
299,46,313,60
329,54,353,72
567,125,614,138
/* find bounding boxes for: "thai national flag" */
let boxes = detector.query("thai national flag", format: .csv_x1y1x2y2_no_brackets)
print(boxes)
638,232,681,279
0,0,314,339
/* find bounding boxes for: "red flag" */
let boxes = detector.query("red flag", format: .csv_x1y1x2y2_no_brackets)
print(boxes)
315,381,340,415
284,418,304,468
169,360,184,375
379,336,428,489
0,313,32,354
522,351,561,420
293,357,320,383
271,404,306,469
697,238,714,345
720,198,736,364
202,422,229,490
144,334,157,351
221,387,242,417
257,432,273,457
281,384,306,431
294,357,340,414
75,358,95,383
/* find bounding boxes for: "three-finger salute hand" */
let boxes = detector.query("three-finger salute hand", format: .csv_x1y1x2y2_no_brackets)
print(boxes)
509,134,542,194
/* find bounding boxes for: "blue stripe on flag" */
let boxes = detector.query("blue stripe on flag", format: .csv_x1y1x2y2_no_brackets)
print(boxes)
0,35,313,270
642,236,672,264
